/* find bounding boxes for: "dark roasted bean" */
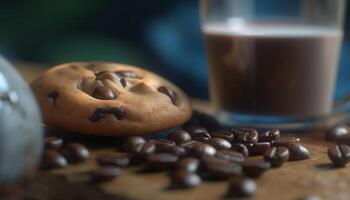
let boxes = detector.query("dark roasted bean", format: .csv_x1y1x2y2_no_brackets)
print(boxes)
167,129,192,144
326,125,350,142
187,143,216,159
41,150,67,169
242,160,271,178
231,128,258,144
208,138,232,150
123,136,146,153
263,147,289,167
44,136,63,150
176,158,200,173
171,171,202,188
96,154,130,167
149,139,176,147
61,143,90,163
146,153,179,171
228,177,256,198
179,141,201,149
130,142,156,165
206,161,242,179
210,130,234,142
275,142,310,161
156,145,186,157
216,150,245,163
231,143,249,158
157,86,178,105
272,137,300,147
185,126,211,138
91,166,122,182
259,129,280,143
328,144,350,167
92,85,116,100
247,142,271,156
193,137,211,143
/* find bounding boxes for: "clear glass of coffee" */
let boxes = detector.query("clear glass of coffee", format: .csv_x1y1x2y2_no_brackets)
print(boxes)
201,0,349,130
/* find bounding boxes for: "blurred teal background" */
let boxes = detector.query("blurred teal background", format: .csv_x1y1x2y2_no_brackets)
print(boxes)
0,0,349,100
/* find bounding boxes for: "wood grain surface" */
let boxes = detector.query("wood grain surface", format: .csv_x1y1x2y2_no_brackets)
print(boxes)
16,63,350,200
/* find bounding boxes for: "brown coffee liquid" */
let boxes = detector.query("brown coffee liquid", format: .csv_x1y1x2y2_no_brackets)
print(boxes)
204,23,342,116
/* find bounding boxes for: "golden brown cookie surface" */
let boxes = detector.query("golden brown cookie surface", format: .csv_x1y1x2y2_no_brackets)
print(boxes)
31,62,192,136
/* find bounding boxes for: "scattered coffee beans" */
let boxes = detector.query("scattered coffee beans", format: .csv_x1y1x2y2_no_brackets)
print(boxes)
176,157,200,173
156,145,186,157
41,150,68,169
96,154,130,168
91,166,122,182
276,142,310,161
231,143,249,157
228,177,256,198
167,129,192,144
187,143,216,159
231,128,258,144
206,160,242,179
124,136,146,153
208,138,232,150
263,147,290,167
146,153,179,171
171,171,202,188
185,126,211,138
326,125,350,142
216,150,245,163
242,160,271,178
247,142,271,156
61,143,90,163
259,129,280,143
149,139,176,147
327,144,350,167
210,130,234,142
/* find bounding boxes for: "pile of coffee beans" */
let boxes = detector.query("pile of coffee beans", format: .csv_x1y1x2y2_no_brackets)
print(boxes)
41,136,90,169
88,125,310,198
326,125,350,167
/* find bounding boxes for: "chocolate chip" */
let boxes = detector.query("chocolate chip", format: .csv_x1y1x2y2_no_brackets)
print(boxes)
91,166,122,182
116,70,141,78
326,125,350,142
231,128,258,144
156,145,186,157
176,157,200,173
92,85,116,100
231,143,249,158
328,144,350,167
61,143,90,164
247,142,271,156
89,107,125,122
96,71,128,87
228,177,256,198
210,130,234,142
187,143,216,159
242,160,271,178
48,91,59,105
208,138,232,150
171,171,202,188
263,147,290,167
216,150,245,163
44,136,63,150
123,136,146,153
157,86,177,105
41,150,68,169
185,126,211,138
206,159,242,179
96,154,130,167
259,129,281,143
167,129,192,144
276,142,310,161
146,153,179,171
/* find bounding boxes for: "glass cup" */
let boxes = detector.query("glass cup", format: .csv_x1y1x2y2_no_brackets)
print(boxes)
200,0,349,130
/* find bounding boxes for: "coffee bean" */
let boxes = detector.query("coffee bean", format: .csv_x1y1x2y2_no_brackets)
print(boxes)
185,126,211,138
326,125,350,142
116,70,140,78
179,141,201,149
61,143,90,163
44,136,63,150
92,85,116,100
130,142,156,165
208,138,232,150
210,130,234,142
149,139,176,147
167,129,192,144
193,137,210,143
147,153,179,171
41,150,68,169
242,160,271,178
123,136,146,153
328,144,350,167
231,128,258,144
171,171,202,188
156,145,186,157
263,147,289,167
187,143,216,159
228,177,256,198
272,137,300,147
216,150,245,163
140,141,156,155
96,154,130,167
259,129,280,143
157,86,178,105
91,166,122,182
176,158,200,173
276,142,310,161
206,161,242,179
247,142,271,156
231,143,249,158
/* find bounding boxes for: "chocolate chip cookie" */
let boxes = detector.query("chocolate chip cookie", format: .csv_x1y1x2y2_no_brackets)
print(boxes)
31,62,192,136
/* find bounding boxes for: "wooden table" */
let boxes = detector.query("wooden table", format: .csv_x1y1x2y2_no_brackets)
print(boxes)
16,63,350,200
